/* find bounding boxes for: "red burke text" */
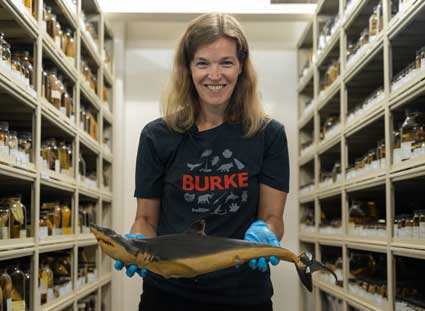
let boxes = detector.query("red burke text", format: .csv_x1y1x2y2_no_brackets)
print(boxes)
182,173,249,191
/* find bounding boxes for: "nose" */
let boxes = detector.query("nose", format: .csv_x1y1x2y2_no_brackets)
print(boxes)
208,64,221,80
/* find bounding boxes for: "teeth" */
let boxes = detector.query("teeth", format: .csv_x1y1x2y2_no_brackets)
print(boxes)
206,85,224,91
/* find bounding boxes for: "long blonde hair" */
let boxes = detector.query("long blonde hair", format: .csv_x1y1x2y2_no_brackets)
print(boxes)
161,13,269,137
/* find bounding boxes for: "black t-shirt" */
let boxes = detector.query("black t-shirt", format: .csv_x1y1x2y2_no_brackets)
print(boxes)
134,117,290,305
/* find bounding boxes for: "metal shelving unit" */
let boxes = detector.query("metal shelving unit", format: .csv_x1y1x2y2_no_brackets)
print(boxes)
297,0,425,310
0,0,114,309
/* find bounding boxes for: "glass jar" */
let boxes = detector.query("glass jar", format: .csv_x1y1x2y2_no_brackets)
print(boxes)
413,210,420,239
103,84,109,103
54,203,62,235
360,28,369,47
0,121,9,149
41,203,56,236
41,70,48,99
7,130,18,156
58,141,69,172
0,285,3,311
48,69,61,109
65,29,76,59
418,209,425,240
61,83,73,118
23,271,30,310
369,5,378,39
10,265,25,310
54,16,62,48
3,43,11,66
378,3,383,33
0,269,12,310
0,32,6,60
46,138,59,171
5,197,27,239
405,215,414,239
398,214,406,239
0,204,10,239
11,56,22,76
62,203,71,235
79,153,86,179
39,263,53,304
18,132,32,163
22,51,33,87
47,10,56,38
66,144,73,171
39,211,49,238
80,106,86,131
57,75,66,114
400,108,421,160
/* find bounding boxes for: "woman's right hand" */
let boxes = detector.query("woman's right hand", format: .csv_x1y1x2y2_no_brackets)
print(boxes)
114,233,148,277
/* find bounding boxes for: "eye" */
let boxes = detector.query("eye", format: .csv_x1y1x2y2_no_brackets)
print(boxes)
222,61,234,67
195,61,208,68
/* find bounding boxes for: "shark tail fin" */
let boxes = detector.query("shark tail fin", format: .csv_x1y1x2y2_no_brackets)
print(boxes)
295,252,340,292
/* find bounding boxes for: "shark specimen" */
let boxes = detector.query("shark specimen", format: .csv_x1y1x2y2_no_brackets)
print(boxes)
90,220,337,291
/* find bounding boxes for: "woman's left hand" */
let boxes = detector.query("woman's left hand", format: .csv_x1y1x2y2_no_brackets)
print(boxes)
243,220,281,272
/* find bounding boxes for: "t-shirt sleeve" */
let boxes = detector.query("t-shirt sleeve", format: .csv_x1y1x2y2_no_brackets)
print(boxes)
259,121,290,192
134,126,165,198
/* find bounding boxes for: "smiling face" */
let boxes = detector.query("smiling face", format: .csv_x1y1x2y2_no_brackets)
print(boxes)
190,37,241,112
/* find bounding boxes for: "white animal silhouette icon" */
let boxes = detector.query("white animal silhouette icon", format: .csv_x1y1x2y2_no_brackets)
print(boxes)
197,194,213,204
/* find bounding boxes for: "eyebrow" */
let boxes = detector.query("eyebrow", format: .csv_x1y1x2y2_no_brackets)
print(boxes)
194,56,237,61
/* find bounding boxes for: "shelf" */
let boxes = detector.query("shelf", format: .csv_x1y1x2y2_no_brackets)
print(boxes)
345,236,387,247
346,242,387,253
79,185,100,200
1,0,38,38
41,97,77,132
387,0,425,40
342,0,364,29
391,154,425,175
315,279,344,298
298,66,314,94
80,130,100,155
104,66,113,86
317,30,340,68
316,0,339,16
318,77,341,107
345,293,385,311
318,133,340,155
345,100,384,137
345,172,386,191
345,34,384,82
297,0,425,309
103,106,113,124
299,150,316,167
0,161,36,180
80,77,102,110
42,34,78,82
0,238,35,252
297,20,313,49
80,29,101,66
392,240,425,252
317,186,342,200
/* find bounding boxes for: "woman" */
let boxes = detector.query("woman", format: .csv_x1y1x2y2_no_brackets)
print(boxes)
115,13,290,311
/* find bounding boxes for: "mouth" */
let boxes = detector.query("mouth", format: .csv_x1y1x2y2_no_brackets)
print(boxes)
204,84,227,92
99,237,114,247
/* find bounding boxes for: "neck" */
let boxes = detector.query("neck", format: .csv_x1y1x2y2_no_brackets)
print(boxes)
196,104,227,131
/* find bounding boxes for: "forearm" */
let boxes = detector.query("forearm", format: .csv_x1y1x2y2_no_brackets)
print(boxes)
130,216,158,238
260,215,284,240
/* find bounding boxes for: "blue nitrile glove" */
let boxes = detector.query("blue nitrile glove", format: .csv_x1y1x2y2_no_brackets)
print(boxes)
114,234,148,277
244,220,281,272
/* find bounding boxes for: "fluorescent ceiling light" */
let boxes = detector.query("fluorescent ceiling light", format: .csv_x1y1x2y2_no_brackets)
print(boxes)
98,0,316,14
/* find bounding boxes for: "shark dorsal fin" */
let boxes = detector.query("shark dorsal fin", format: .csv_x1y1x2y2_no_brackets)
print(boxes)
185,220,206,236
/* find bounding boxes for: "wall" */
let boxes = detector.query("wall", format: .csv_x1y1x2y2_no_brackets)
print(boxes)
113,17,306,311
